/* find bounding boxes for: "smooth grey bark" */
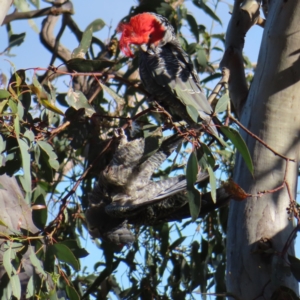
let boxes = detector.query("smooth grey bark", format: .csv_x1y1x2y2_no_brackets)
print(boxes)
226,0,300,298
0,0,11,25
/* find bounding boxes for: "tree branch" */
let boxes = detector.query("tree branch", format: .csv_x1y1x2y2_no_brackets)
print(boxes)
0,0,12,26
220,0,261,118
2,1,74,25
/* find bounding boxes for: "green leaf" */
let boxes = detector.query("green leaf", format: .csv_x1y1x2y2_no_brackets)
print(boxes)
26,276,34,298
29,250,47,278
0,219,9,227
29,0,39,9
215,94,229,114
186,105,199,123
8,70,25,97
14,115,20,138
186,14,199,43
211,33,225,43
8,99,18,113
0,89,11,99
169,237,186,250
143,124,161,138
196,46,207,68
14,0,39,33
32,194,47,230
10,275,21,299
3,247,21,299
3,248,14,278
51,243,80,271
192,0,222,25
207,165,216,203
87,18,106,32
288,255,300,281
187,188,201,221
66,285,80,300
72,19,105,58
200,142,215,167
24,129,35,143
37,141,59,171
66,58,115,72
66,88,95,117
9,33,26,49
72,28,93,58
186,151,198,188
0,133,5,151
60,240,89,259
159,257,169,277
32,76,64,116
17,100,24,120
220,126,254,175
49,289,59,300
186,43,198,55
82,262,120,298
100,82,125,105
158,223,169,256
0,99,8,114
17,138,31,193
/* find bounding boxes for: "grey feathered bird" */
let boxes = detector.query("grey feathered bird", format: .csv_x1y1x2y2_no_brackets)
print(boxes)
118,12,217,136
86,132,228,246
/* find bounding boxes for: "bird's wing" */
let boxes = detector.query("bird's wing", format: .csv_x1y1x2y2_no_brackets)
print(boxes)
127,187,231,226
134,134,183,185
105,171,210,218
152,171,210,201
144,44,212,122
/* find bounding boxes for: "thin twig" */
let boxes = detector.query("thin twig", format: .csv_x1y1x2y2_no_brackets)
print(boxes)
230,116,295,162
208,67,230,105
45,138,114,230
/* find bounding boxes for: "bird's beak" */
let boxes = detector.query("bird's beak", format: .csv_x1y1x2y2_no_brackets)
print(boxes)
140,43,148,52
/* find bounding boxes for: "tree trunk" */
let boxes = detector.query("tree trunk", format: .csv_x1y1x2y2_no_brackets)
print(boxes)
0,0,11,25
226,0,300,298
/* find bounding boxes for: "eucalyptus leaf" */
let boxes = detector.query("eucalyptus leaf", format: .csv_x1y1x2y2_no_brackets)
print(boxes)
207,165,216,203
26,276,35,298
187,187,201,221
50,243,80,272
215,94,229,114
100,82,125,105
186,105,199,123
37,140,59,171
192,0,222,25
288,255,300,281
169,237,186,250
66,285,80,300
221,126,254,175
8,33,26,49
0,99,8,114
17,138,31,193
0,89,11,99
186,151,198,188
186,14,199,43
66,58,115,72
72,19,105,58
32,75,64,115
66,88,95,117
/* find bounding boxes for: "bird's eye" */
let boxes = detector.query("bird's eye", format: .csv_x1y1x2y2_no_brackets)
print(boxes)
149,34,152,39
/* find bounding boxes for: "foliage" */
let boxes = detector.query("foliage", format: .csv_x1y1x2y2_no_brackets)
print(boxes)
0,0,266,299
